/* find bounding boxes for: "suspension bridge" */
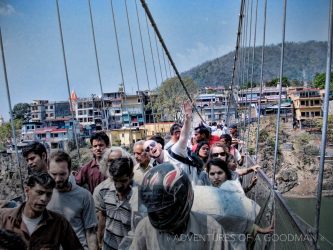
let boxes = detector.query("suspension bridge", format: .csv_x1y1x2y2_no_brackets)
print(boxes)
1,0,333,249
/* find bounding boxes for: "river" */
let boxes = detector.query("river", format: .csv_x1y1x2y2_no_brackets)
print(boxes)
285,197,333,250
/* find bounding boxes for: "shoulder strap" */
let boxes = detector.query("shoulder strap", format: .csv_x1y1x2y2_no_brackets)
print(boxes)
167,148,193,166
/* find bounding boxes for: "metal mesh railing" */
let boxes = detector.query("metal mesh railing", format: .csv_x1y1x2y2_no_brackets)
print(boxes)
243,156,315,249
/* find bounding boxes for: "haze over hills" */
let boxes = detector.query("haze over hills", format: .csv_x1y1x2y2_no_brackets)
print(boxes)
182,41,327,88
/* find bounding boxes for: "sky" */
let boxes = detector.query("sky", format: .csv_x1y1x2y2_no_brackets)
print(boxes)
0,0,331,121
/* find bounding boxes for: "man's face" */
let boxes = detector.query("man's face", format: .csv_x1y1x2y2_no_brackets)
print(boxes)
171,128,181,141
143,140,162,159
229,127,237,135
133,144,150,164
25,184,53,214
25,152,47,172
48,160,70,190
113,174,132,194
92,139,107,160
194,129,205,142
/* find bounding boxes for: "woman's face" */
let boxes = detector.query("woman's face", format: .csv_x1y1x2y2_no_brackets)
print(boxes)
211,146,227,162
198,144,209,159
228,158,237,171
208,165,227,187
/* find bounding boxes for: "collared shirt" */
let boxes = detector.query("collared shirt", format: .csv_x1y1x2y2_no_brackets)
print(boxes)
130,211,229,250
75,158,106,193
93,179,133,250
133,160,153,186
0,202,83,250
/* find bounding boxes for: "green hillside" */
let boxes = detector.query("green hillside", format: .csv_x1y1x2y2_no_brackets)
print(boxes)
182,41,327,88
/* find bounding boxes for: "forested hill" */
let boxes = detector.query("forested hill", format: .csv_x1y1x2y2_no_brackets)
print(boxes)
182,41,327,88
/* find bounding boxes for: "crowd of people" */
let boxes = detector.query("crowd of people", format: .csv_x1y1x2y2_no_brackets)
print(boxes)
0,101,273,250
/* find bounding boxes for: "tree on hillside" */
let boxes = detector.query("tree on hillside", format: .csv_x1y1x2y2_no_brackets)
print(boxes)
0,119,22,147
312,72,333,89
266,77,289,87
151,77,198,122
13,103,30,120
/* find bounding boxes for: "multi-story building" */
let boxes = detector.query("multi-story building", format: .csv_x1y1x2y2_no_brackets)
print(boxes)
31,100,71,122
288,87,323,124
238,86,287,106
195,92,237,122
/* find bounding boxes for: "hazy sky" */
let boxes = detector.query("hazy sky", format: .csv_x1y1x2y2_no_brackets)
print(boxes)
0,0,331,120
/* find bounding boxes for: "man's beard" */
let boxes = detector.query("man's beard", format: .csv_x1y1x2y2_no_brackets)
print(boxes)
56,178,69,190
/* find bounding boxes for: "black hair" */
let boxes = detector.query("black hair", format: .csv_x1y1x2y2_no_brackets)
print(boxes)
22,142,47,158
205,158,232,180
194,126,210,139
90,131,110,147
170,123,182,135
48,150,72,171
212,121,217,126
25,172,56,190
108,157,134,178
0,229,27,250
150,135,165,149
194,141,209,155
221,134,232,145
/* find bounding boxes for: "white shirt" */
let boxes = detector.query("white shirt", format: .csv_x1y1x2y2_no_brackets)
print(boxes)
22,213,42,236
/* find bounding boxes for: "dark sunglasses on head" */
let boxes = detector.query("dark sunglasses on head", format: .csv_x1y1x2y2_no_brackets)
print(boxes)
145,141,157,152
212,152,226,157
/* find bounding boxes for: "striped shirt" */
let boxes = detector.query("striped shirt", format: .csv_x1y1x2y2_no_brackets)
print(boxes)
94,179,132,250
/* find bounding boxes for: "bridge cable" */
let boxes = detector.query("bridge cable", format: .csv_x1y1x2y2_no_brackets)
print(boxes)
161,45,170,79
109,0,127,128
140,0,205,122
87,0,109,130
239,0,250,144
224,0,245,126
314,0,333,247
243,0,254,142
153,33,165,83
134,0,156,126
55,0,81,160
124,0,146,131
246,0,259,151
271,1,288,248
255,0,268,161
0,26,25,200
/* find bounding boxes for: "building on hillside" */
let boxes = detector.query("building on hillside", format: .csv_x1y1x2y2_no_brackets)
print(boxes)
108,127,145,147
195,93,236,123
31,100,71,122
21,121,43,141
0,115,4,126
238,86,287,106
288,87,323,126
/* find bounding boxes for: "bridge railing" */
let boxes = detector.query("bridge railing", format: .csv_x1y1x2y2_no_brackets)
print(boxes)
243,155,316,249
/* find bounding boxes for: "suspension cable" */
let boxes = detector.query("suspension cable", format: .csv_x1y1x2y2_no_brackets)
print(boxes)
55,0,80,159
87,0,109,130
272,0,287,187
161,46,170,79
243,0,254,140
239,0,249,143
153,33,164,83
314,0,333,247
246,0,259,150
134,0,156,125
124,0,146,129
144,13,159,89
226,0,246,126
0,26,25,199
109,0,128,128
255,0,268,161
140,0,204,122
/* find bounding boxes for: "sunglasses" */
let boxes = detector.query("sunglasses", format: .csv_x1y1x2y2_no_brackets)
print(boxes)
212,152,226,158
145,141,157,152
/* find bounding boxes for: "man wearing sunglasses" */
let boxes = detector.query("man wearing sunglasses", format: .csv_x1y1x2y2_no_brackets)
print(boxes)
143,101,202,185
